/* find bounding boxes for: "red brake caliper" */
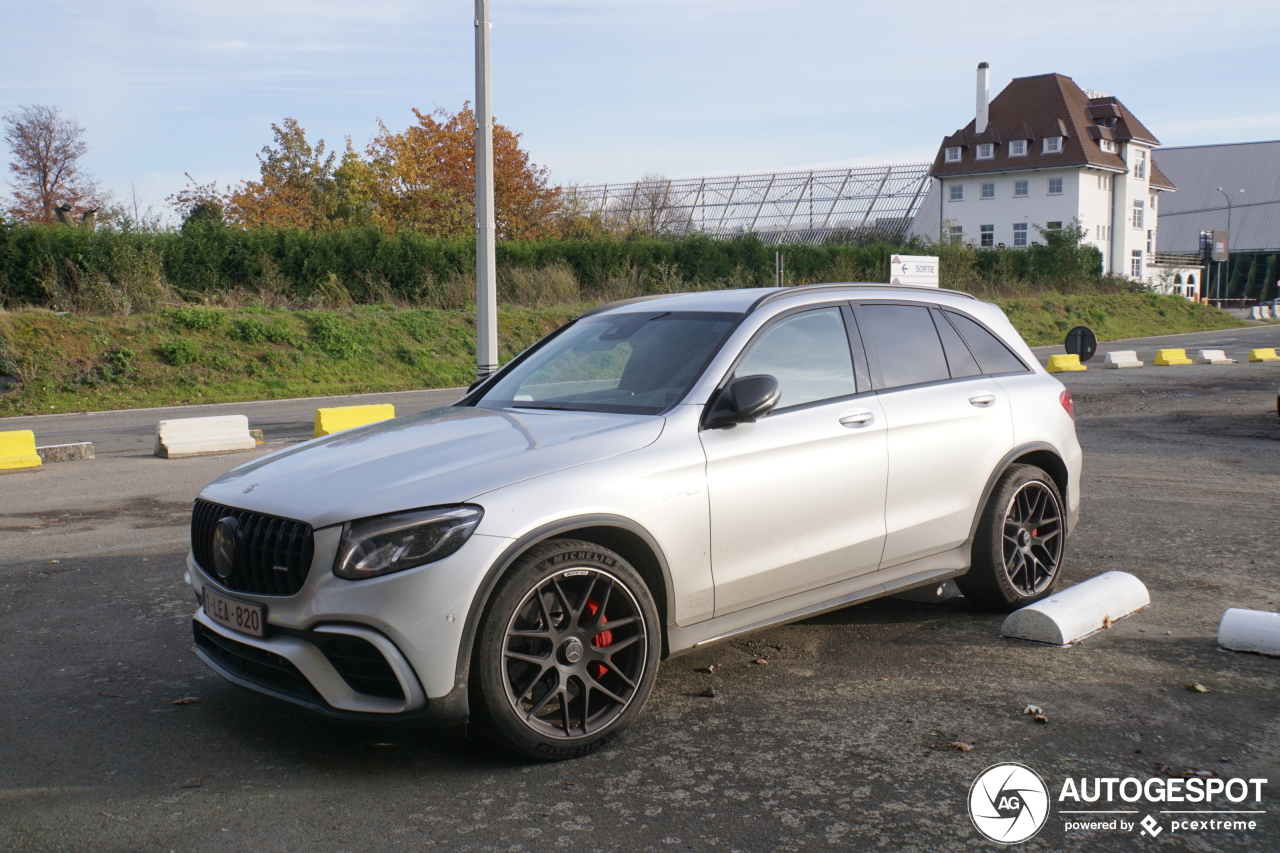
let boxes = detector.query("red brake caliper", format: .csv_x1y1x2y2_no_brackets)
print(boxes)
585,597,612,679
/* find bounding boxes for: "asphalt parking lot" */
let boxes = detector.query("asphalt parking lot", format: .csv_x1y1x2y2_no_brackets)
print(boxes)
1,326,1278,852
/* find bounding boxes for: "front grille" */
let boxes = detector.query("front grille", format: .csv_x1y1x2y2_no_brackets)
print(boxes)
193,621,320,703
316,635,405,700
192,499,314,596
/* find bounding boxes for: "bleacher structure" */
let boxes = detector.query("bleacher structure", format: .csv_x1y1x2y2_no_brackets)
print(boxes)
565,163,934,244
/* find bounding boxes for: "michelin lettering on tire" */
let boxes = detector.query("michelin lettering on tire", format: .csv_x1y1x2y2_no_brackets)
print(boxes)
968,762,1050,844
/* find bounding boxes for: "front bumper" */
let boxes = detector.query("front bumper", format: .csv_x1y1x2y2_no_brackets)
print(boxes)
186,529,515,724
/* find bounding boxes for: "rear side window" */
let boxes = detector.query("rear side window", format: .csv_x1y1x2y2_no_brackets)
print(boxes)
858,304,950,389
931,309,982,378
944,311,1028,374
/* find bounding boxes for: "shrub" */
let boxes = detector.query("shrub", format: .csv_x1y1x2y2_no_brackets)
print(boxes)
157,339,202,366
164,306,226,331
308,314,361,359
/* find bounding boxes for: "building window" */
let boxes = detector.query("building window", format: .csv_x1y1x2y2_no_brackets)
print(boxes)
976,143,994,160
1097,174,1111,190
1147,229,1154,254
981,182,995,199
1013,223,1028,247
1131,250,1143,278
1132,199,1144,229
980,224,994,247
1134,150,1147,179
1095,224,1110,241
949,225,964,242
1100,139,1116,153
1044,136,1063,154
950,185,964,201
1009,139,1027,157
1046,221,1063,230
1014,180,1028,197
1188,274,1196,287
1048,178,1063,195
945,147,962,162
1150,194,1157,211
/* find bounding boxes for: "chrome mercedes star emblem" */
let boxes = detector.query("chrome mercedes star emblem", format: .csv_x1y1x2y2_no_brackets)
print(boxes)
243,483,258,493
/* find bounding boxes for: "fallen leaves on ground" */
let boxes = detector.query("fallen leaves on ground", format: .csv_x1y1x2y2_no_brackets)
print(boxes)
171,697,199,705
1184,683,1212,693
949,742,974,752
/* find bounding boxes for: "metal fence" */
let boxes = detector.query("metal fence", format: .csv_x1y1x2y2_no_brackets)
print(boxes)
565,164,934,245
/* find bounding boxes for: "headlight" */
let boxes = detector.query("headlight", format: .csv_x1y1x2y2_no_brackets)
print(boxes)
333,505,483,580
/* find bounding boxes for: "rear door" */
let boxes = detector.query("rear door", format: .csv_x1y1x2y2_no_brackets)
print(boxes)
854,302,1014,568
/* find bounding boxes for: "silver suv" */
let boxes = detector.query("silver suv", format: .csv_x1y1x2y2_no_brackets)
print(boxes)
187,283,1081,758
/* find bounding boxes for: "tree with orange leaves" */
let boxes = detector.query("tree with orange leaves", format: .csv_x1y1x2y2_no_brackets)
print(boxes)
363,104,561,239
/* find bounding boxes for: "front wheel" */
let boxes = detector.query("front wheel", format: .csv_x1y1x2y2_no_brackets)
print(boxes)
957,464,1066,612
470,539,661,760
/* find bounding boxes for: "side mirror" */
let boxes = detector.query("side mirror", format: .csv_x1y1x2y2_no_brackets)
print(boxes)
705,374,781,428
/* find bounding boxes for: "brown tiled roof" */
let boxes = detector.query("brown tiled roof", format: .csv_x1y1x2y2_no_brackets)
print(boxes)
930,73,1167,182
1149,159,1175,191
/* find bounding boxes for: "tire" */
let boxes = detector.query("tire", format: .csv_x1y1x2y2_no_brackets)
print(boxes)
469,538,662,760
956,464,1066,612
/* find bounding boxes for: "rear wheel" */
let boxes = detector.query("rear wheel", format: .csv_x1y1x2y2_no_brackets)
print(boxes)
470,539,661,760
957,464,1065,611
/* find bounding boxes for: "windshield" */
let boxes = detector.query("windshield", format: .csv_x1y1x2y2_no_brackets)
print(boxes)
475,311,741,415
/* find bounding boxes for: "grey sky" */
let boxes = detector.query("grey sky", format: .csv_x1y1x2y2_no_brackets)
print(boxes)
2,0,1277,218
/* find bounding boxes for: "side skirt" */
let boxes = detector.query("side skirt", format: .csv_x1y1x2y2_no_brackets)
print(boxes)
665,546,968,657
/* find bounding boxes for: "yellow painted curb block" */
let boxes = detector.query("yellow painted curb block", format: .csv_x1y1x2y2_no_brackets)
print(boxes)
1249,348,1280,363
1154,349,1193,366
0,430,42,471
1047,354,1086,373
314,404,396,437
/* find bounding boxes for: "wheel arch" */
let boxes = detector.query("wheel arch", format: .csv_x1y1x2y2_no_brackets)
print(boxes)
452,515,675,702
967,442,1071,547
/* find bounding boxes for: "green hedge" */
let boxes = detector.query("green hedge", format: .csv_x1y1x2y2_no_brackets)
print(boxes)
0,223,1106,309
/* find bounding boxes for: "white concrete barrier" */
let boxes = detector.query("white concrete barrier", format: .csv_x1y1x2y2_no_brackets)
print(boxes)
1196,349,1237,364
1218,608,1280,656
1250,306,1263,320
1001,571,1150,646
1263,306,1275,320
155,415,257,459
1102,350,1143,369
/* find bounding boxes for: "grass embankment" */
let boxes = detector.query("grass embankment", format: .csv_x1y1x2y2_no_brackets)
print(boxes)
0,293,1244,417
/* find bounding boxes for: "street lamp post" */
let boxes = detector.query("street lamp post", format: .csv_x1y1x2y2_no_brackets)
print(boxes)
475,0,498,381
1215,187,1243,306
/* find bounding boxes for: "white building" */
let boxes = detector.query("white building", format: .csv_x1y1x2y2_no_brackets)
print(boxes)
925,65,1198,295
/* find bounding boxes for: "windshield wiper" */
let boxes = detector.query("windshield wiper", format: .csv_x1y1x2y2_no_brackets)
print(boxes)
511,402,587,411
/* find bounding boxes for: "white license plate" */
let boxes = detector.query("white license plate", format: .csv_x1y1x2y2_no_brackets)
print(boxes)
204,587,266,638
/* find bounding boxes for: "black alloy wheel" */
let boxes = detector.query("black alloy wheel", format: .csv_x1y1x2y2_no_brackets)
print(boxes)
957,464,1066,611
471,539,660,759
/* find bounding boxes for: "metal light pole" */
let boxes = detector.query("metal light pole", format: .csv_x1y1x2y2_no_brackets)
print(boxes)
1215,187,1243,306
474,0,498,380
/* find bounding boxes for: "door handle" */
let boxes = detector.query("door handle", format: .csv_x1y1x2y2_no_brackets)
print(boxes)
839,411,875,427
968,392,997,407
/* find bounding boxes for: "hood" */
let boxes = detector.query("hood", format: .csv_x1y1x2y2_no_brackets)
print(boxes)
197,406,665,529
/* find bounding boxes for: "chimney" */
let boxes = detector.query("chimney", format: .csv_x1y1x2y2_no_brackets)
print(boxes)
975,62,990,135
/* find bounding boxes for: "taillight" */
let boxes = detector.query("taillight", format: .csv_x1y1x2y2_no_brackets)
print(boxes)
1060,390,1075,420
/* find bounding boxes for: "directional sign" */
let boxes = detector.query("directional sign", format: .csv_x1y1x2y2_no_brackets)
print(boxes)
889,255,940,287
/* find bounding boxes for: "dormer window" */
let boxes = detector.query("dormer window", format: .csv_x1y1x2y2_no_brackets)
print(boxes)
1099,138,1116,153
976,143,994,160
945,147,962,162
1009,140,1027,157
1044,136,1063,154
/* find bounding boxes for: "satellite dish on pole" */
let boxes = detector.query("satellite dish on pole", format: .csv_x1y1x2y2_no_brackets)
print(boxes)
1065,326,1097,363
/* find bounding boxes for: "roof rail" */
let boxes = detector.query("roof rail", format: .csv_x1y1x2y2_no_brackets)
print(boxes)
578,293,675,318
748,282,976,313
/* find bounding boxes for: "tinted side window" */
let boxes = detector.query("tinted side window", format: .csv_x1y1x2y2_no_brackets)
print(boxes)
735,307,856,408
931,308,982,378
859,304,950,389
945,311,1028,374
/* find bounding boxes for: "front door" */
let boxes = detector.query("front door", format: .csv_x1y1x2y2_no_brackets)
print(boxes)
700,306,889,616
